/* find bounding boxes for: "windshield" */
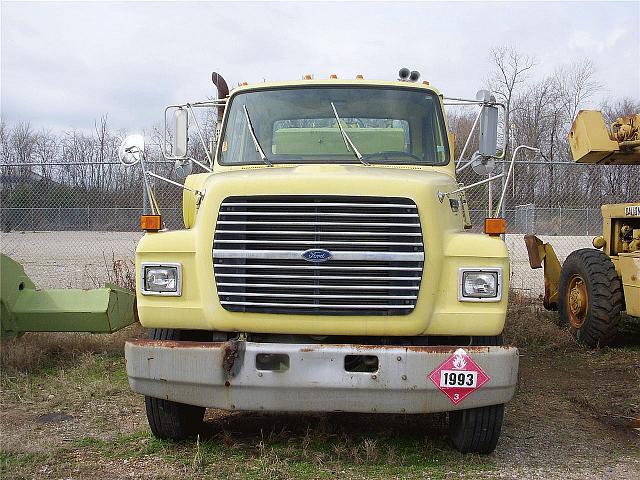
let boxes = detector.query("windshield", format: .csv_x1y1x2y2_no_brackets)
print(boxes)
218,86,450,166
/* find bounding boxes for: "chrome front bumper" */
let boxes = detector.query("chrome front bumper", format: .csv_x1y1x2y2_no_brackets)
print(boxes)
125,340,519,413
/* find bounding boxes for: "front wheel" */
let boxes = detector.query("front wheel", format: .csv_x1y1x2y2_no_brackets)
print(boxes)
448,404,505,454
558,249,624,347
144,328,205,440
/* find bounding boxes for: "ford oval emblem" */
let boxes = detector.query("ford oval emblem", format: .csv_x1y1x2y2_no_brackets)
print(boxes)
302,248,333,263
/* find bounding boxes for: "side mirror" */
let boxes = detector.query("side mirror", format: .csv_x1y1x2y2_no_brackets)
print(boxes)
118,134,145,166
172,108,189,158
476,90,498,157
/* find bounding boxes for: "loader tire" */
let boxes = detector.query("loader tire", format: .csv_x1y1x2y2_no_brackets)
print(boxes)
558,249,624,347
144,328,205,440
448,404,504,454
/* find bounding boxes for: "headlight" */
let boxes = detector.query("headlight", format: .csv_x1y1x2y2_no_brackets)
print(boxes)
141,263,182,296
458,268,502,302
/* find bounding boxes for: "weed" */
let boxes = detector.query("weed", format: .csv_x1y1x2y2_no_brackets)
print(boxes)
191,434,204,474
362,438,378,462
87,252,136,292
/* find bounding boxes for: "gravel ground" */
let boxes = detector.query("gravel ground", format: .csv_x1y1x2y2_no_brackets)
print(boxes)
1,231,142,289
1,231,593,292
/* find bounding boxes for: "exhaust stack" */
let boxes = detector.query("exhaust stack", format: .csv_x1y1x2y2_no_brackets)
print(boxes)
211,72,229,119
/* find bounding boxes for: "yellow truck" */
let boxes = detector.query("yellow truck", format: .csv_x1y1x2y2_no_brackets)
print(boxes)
123,71,520,453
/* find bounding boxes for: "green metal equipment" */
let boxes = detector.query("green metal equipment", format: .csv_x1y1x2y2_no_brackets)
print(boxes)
0,254,136,337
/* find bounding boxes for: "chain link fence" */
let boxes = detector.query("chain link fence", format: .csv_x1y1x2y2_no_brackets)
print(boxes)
1,159,637,298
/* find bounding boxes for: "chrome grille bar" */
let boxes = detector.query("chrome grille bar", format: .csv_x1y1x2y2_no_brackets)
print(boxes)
220,202,417,209
219,292,418,300
216,283,420,290
216,230,422,237
220,301,414,309
219,212,419,218
214,264,422,271
214,240,423,247
217,221,421,227
215,273,421,281
213,249,424,261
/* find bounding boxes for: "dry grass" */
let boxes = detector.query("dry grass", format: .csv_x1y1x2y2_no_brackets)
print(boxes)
0,324,144,375
86,253,136,292
504,292,578,353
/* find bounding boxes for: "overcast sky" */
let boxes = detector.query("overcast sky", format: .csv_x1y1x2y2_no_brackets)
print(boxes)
2,1,638,132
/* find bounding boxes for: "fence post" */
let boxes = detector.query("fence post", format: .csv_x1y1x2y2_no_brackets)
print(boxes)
559,205,562,235
586,208,589,236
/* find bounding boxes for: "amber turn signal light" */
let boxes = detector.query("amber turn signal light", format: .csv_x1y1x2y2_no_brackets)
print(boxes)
141,215,162,232
484,218,506,236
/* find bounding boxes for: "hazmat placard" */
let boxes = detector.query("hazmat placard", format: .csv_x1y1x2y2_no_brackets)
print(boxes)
428,348,490,405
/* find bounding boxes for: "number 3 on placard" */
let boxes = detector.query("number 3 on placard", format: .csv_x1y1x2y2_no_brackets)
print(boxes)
453,393,460,401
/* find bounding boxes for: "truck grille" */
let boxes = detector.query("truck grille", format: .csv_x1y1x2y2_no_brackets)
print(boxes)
212,196,424,315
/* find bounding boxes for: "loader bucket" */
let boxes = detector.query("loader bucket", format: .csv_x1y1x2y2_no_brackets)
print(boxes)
524,235,561,311
0,254,136,338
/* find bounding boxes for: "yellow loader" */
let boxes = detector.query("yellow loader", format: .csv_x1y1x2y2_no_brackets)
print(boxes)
526,111,639,346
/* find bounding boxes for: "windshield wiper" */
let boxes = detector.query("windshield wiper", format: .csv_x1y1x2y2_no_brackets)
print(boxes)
330,102,369,166
242,104,272,166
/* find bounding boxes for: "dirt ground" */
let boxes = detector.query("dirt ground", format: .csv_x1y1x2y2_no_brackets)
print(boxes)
1,305,639,479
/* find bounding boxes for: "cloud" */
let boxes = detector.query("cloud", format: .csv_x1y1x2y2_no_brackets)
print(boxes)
1,1,638,132
568,27,627,54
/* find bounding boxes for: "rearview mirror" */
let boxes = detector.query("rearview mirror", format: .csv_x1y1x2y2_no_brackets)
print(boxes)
172,108,189,158
118,134,145,166
476,90,498,157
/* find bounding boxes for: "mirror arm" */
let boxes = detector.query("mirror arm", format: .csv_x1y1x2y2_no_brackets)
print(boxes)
146,171,204,200
124,146,157,215
438,173,504,203
493,145,539,217
455,157,477,174
185,103,214,170
456,108,482,169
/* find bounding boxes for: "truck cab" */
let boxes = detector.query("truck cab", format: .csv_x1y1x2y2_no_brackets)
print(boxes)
124,74,519,454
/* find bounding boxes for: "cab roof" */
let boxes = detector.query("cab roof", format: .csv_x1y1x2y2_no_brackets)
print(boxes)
229,79,443,97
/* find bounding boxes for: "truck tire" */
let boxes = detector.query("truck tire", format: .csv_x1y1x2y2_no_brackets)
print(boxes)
144,328,206,440
558,249,624,347
448,404,504,454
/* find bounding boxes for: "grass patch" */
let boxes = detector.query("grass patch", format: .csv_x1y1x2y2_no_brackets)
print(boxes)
0,451,45,474
0,323,144,375
67,423,494,480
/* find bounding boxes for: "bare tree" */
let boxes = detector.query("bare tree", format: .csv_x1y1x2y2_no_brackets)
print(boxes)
487,46,536,213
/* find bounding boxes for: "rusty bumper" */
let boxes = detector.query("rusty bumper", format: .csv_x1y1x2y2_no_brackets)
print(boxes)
125,340,519,413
